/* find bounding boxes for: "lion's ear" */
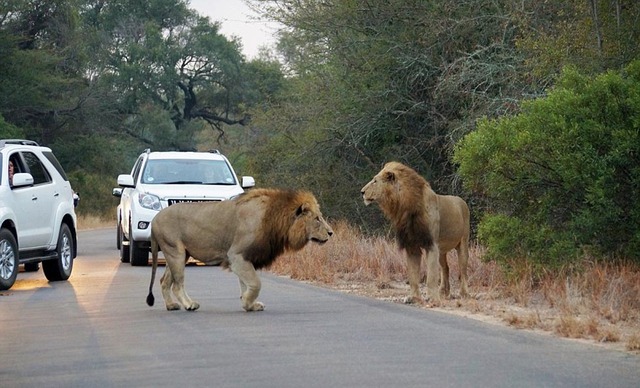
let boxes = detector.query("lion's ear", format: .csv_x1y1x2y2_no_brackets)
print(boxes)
296,203,307,217
384,171,396,182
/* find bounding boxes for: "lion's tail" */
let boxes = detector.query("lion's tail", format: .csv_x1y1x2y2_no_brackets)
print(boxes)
146,227,158,307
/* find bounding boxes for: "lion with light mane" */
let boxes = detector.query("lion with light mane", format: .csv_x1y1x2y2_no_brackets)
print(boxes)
361,162,470,303
146,188,333,312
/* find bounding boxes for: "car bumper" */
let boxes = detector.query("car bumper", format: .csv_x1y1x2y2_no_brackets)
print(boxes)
130,206,159,242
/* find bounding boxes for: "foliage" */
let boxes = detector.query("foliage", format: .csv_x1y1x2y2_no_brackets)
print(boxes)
517,0,640,84
2,0,640,245
82,0,248,145
244,0,529,227
0,0,286,216
0,115,23,138
454,62,640,265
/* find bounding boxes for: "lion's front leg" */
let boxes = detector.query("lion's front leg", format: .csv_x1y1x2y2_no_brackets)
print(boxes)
404,251,425,304
439,251,450,298
229,255,264,312
424,246,442,302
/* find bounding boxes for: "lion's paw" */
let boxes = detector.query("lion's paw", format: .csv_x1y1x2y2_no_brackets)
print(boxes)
185,301,200,311
166,303,181,311
403,296,425,305
245,301,265,312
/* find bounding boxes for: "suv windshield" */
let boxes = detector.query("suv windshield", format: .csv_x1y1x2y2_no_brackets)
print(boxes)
141,159,237,185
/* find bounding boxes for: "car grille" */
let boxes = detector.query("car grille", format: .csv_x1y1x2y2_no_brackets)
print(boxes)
167,199,221,206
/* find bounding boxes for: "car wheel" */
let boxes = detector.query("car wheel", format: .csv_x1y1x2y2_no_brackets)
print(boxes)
24,262,39,272
43,223,74,282
119,223,130,263
116,222,121,250
130,239,148,266
0,229,18,291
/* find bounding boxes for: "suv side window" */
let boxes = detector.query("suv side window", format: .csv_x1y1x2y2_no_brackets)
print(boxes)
42,151,69,181
22,151,52,185
131,156,144,183
8,152,26,178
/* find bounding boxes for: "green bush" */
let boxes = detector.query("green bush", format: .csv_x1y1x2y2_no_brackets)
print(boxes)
0,115,23,138
454,61,640,265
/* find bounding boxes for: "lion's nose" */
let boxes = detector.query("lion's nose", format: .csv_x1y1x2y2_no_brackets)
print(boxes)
328,230,334,237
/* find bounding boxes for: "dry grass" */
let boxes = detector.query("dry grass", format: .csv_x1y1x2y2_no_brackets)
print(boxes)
77,214,114,230
269,221,640,354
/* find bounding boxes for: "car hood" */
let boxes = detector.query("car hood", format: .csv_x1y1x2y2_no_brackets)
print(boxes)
139,183,244,200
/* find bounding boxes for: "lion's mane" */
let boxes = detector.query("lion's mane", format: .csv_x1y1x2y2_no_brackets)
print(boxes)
376,162,434,255
237,189,321,269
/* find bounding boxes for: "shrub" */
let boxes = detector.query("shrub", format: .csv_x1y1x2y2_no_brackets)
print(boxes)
454,61,640,266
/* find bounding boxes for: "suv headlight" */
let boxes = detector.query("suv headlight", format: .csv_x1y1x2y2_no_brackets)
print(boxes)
138,193,162,211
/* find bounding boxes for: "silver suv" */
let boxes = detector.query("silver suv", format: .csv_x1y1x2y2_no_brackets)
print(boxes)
0,140,78,290
113,149,255,266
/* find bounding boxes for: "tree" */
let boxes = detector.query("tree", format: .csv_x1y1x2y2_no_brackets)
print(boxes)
0,0,271,217
244,0,528,226
81,0,249,147
0,1,84,141
516,0,640,85
454,61,640,265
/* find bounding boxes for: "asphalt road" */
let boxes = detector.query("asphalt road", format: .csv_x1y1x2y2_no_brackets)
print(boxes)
1,228,638,387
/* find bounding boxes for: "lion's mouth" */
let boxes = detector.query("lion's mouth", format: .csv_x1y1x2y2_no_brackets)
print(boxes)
363,197,373,206
311,237,329,245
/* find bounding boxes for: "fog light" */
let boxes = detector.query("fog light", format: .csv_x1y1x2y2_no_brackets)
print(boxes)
138,221,149,230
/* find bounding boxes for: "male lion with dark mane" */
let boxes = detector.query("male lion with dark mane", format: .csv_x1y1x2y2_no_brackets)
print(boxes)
146,188,333,312
361,162,470,304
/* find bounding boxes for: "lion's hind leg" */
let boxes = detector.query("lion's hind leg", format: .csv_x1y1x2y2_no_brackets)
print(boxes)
163,247,200,311
160,267,181,311
456,240,470,298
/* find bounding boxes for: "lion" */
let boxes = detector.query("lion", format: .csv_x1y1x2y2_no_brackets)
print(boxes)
146,188,333,312
361,162,470,304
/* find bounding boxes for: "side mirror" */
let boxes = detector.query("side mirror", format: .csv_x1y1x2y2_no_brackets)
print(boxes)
112,187,123,198
241,176,255,189
117,174,135,188
12,173,34,188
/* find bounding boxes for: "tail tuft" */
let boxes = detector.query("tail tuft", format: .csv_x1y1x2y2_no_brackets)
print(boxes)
146,293,155,306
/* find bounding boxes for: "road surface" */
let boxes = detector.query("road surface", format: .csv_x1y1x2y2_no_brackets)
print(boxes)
0,228,638,387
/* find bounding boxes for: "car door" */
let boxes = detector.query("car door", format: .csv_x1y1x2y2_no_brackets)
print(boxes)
11,151,57,248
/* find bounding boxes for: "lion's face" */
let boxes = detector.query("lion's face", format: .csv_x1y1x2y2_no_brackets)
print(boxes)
292,202,333,246
361,169,395,206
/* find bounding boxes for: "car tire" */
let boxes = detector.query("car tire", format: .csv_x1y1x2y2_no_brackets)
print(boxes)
116,222,121,250
119,223,130,263
42,223,74,282
129,220,148,266
0,228,18,291
24,262,39,272
130,239,148,266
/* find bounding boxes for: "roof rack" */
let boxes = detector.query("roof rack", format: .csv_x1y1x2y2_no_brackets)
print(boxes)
209,149,221,154
0,139,40,147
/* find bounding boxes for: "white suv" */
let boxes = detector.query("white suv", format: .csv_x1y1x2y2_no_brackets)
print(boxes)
113,149,255,266
0,140,78,290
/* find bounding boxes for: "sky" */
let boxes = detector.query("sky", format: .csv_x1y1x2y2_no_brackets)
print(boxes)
188,0,279,59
